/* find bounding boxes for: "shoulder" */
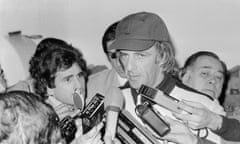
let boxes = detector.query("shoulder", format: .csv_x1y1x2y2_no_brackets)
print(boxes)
8,79,34,92
88,64,108,75
87,69,119,103
88,69,117,85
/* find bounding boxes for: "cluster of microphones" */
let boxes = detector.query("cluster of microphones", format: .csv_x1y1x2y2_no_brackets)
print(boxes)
59,78,216,144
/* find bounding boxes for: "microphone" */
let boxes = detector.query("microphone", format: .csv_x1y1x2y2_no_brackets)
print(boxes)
73,88,85,111
58,88,84,143
139,85,182,113
104,87,124,142
135,102,170,137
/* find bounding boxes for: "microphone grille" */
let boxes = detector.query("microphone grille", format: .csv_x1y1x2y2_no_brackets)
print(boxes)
73,90,85,111
105,87,124,109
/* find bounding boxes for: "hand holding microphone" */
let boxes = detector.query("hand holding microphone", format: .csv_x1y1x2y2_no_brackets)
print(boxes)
104,87,124,144
58,88,85,143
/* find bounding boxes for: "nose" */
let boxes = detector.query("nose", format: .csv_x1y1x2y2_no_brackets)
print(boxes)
208,76,217,85
74,77,83,90
125,56,137,73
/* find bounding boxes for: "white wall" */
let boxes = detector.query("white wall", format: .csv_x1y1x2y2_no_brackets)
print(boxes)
1,0,240,85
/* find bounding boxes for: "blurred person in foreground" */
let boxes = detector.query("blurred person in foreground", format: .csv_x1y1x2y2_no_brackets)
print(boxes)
0,90,65,144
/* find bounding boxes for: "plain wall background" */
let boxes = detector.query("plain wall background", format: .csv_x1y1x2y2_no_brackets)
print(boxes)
0,0,240,85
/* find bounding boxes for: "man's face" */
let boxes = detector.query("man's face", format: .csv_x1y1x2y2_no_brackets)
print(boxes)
107,41,126,78
119,45,163,89
49,63,86,106
182,56,224,99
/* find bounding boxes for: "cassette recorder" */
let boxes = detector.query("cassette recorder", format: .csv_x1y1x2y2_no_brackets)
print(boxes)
80,93,105,133
58,93,105,143
136,102,170,137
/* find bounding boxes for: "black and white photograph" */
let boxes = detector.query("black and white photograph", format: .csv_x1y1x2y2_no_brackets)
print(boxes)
0,0,240,144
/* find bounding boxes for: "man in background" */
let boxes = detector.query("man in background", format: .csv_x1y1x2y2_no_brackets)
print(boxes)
166,52,240,143
87,21,127,102
164,51,228,144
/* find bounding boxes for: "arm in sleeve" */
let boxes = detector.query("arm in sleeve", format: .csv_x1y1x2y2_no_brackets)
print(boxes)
197,137,216,144
213,116,240,141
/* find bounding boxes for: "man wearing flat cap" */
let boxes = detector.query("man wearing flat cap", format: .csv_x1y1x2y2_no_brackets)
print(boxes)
108,11,225,144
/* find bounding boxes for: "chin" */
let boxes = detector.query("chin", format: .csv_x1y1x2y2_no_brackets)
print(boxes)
202,90,216,99
129,82,141,89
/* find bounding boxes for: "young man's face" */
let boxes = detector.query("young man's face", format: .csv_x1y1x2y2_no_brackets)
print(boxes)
182,56,224,99
48,63,86,106
119,45,163,89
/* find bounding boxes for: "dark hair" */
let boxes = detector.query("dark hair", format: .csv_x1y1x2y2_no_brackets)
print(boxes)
102,21,119,55
30,38,72,81
0,91,64,144
182,51,227,77
31,38,70,66
30,38,88,100
34,38,70,56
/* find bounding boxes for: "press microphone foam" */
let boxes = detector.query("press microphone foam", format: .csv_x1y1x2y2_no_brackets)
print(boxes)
104,87,124,141
73,89,85,111
104,87,124,111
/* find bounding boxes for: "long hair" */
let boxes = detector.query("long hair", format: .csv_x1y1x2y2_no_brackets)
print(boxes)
155,41,177,74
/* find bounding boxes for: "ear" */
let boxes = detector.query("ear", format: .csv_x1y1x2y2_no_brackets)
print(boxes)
181,69,192,83
156,52,166,66
47,86,54,97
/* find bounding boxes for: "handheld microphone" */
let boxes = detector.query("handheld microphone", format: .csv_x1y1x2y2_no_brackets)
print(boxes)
73,88,85,111
58,89,85,143
139,85,182,113
104,87,124,141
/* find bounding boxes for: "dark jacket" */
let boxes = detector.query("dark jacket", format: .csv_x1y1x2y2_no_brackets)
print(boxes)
213,116,240,141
